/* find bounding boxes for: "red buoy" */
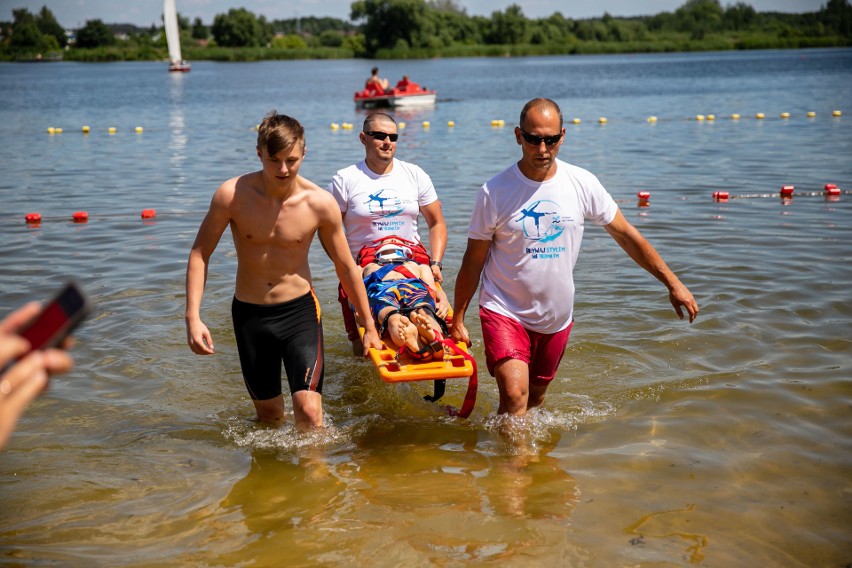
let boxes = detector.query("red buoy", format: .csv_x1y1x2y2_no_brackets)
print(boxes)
637,191,651,207
712,191,730,201
141,209,157,219
780,185,795,197
824,183,840,196
25,212,42,224
72,211,89,223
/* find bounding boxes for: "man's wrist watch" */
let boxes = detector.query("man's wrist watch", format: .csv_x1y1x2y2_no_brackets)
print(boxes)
430,260,443,269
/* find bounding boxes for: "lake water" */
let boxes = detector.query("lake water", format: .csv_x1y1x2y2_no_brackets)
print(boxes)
1,49,850,566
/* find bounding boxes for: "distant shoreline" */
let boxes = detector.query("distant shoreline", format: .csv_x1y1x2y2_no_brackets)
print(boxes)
8,37,848,64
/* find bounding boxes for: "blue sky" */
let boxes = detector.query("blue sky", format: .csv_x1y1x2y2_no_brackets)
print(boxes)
1,0,827,28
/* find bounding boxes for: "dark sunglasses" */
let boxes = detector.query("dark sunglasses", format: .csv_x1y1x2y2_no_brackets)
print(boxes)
364,131,399,142
519,128,563,147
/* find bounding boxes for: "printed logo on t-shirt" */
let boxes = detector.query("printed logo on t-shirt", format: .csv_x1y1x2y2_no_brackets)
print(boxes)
515,199,573,259
364,189,405,219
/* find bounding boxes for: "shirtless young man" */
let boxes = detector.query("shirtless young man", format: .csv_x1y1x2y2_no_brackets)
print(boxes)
185,112,381,430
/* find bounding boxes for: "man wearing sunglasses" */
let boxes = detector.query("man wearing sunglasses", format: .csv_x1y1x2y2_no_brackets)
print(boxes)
452,98,698,418
328,112,448,355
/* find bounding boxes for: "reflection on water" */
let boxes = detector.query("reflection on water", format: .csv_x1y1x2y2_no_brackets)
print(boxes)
0,49,850,566
169,73,187,171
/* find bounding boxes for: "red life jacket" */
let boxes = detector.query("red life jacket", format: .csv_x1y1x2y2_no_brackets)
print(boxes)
356,236,431,267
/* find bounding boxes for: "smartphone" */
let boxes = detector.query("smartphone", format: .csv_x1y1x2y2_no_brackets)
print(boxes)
18,281,92,352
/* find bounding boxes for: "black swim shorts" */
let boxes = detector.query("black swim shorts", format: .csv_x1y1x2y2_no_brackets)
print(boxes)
231,291,324,401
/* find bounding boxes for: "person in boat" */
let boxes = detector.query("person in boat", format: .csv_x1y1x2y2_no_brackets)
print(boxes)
327,112,448,355
358,243,450,359
365,67,389,93
451,97,699,418
395,75,410,91
185,111,381,431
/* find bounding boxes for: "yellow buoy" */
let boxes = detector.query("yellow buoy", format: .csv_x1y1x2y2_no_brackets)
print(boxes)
135,126,144,133
55,127,63,133
342,122,353,130
398,122,406,130
490,119,505,127
422,121,430,128
695,114,705,121
832,110,842,117
707,114,715,121
330,123,340,130
447,120,455,127
647,116,657,123
807,111,816,118
572,117,581,124
755,113,765,119
598,117,607,124
47,127,55,134
108,127,117,134
82,125,90,133
731,113,741,120
780,112,790,119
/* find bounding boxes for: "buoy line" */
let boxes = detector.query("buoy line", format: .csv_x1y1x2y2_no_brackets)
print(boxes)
42,110,844,137
14,186,845,225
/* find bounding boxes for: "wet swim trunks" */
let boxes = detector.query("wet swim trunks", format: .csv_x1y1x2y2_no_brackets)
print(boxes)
231,291,323,401
364,264,434,326
479,306,572,384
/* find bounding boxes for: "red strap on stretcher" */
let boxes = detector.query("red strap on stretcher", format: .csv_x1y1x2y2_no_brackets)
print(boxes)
438,335,478,419
396,329,478,419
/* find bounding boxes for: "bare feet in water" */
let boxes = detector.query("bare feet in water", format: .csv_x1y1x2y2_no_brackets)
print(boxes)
410,309,445,359
387,314,421,353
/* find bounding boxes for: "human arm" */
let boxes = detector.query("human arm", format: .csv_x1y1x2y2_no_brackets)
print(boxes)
420,200,448,283
450,239,491,345
414,263,449,320
603,209,699,323
0,302,74,450
185,186,232,354
317,202,382,355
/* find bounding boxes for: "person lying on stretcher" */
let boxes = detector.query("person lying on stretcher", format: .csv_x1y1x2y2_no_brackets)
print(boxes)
356,244,451,359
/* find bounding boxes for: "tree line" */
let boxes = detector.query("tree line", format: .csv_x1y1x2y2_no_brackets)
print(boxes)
1,0,850,62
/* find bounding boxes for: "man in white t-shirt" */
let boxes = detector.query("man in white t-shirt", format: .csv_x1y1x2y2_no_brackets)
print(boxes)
328,112,447,354
452,98,698,417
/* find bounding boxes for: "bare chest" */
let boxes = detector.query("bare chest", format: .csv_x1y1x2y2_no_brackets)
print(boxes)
231,199,317,248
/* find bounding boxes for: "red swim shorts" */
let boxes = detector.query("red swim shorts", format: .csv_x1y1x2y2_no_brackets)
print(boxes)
479,306,573,385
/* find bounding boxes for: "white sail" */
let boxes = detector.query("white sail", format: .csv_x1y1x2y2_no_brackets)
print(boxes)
164,0,182,63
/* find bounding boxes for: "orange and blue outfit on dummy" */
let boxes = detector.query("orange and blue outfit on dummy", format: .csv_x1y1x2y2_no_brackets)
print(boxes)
364,264,434,328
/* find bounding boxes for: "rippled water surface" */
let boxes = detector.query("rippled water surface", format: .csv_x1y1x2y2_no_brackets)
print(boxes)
1,49,850,566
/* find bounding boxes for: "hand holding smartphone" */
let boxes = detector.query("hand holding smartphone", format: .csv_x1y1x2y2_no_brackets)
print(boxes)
17,281,92,353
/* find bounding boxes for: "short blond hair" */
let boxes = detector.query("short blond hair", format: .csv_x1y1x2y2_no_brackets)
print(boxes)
257,111,305,156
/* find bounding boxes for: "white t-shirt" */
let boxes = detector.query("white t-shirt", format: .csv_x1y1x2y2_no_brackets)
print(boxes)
328,159,439,258
468,159,618,334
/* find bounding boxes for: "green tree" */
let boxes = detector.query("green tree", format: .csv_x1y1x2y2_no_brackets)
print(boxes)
37,6,66,47
342,33,366,56
9,9,41,49
350,0,431,55
318,30,344,47
675,0,723,39
211,8,268,47
191,17,208,40
75,19,115,48
270,34,307,48
487,4,527,44
723,2,756,30
821,0,852,36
